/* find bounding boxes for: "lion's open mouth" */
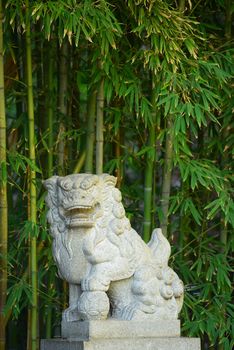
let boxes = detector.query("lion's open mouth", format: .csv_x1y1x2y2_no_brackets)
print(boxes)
66,206,94,228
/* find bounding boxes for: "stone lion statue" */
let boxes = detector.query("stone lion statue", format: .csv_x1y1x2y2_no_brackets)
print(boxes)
44,173,183,322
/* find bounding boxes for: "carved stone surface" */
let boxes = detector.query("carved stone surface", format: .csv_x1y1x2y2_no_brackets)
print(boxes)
41,338,201,350
61,320,181,340
44,173,184,323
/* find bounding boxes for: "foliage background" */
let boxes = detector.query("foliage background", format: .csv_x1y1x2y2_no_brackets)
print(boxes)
0,1,233,350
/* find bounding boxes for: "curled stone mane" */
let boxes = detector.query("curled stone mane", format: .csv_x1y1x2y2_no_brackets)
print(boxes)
44,174,122,264
44,176,72,264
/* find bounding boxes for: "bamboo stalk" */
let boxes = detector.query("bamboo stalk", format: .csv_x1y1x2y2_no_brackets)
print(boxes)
27,178,32,350
219,1,232,251
219,0,232,251
179,0,186,12
143,78,157,242
44,40,55,337
45,271,53,339
96,79,104,175
68,46,79,171
15,21,26,122
115,128,123,188
36,25,45,134
218,4,232,350
143,117,156,242
160,0,185,238
219,0,232,252
58,41,68,176
73,151,86,174
85,91,96,173
47,40,55,178
224,0,232,40
0,1,8,349
25,1,38,349
160,118,173,238
27,303,32,350
45,306,52,339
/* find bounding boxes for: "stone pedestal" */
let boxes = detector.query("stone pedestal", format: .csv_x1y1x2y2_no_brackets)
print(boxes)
41,320,200,350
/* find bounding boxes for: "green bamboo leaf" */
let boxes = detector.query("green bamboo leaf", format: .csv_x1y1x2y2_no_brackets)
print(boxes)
184,38,197,58
80,22,92,42
186,103,193,117
24,157,42,174
201,93,209,111
157,94,173,107
205,199,221,219
188,200,202,225
194,104,202,127
164,99,171,116
75,26,81,46
23,284,33,304
197,173,208,187
191,172,197,190
136,146,153,157
104,80,113,104
174,117,181,136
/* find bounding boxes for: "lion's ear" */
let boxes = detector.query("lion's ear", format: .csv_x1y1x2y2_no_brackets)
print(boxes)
43,176,59,208
43,176,59,192
99,174,117,187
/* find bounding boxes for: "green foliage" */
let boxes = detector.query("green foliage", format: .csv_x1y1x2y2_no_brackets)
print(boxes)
175,238,233,350
1,0,233,349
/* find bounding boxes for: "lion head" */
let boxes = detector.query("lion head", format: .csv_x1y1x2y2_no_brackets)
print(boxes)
43,174,130,264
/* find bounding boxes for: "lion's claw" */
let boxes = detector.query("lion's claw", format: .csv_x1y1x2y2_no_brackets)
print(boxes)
62,306,80,322
81,277,109,292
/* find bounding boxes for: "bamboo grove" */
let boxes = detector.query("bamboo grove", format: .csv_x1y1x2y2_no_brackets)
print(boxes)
0,1,233,349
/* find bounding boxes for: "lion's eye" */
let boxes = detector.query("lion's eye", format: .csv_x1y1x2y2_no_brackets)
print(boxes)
80,180,91,190
80,175,98,190
60,179,73,191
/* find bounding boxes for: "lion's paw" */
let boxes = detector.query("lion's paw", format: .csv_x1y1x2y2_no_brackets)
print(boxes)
81,277,109,292
78,291,109,320
62,306,80,322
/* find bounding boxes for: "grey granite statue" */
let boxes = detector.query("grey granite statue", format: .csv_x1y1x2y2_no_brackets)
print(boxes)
44,173,184,323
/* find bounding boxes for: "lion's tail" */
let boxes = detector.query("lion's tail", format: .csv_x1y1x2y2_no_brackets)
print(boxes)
147,228,171,267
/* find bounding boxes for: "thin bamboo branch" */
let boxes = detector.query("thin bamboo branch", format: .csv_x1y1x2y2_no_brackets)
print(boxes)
3,241,45,327
58,41,68,176
143,117,156,242
85,91,96,173
160,118,173,238
47,40,55,178
96,79,104,175
115,128,123,188
0,1,8,349
25,1,38,349
225,0,232,40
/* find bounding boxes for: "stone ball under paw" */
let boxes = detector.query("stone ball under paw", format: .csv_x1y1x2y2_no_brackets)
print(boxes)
77,291,110,320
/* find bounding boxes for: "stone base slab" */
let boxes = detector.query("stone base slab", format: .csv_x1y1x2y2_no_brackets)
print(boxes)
61,320,181,340
41,337,200,350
